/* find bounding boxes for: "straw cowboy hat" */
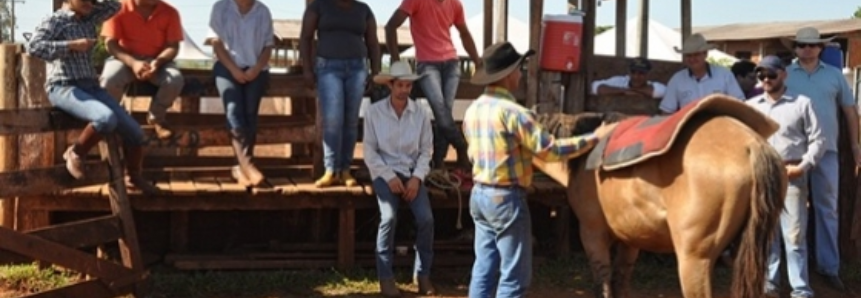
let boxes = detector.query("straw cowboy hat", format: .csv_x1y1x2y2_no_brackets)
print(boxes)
471,41,535,85
673,33,717,54
780,27,835,50
373,61,422,84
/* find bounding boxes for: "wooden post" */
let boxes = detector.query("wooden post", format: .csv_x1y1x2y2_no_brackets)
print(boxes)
495,0,508,43
636,0,649,57
53,0,63,10
563,0,594,114
615,0,627,57
483,0,494,49
680,0,691,44
0,45,19,229
526,0,544,109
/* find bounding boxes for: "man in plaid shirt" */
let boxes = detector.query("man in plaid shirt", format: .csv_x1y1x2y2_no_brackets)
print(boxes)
28,0,160,194
462,42,617,297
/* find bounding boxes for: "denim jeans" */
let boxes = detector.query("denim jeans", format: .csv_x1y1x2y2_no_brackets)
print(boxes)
417,60,467,165
372,176,434,280
766,174,813,298
468,184,532,298
316,57,367,172
809,151,839,276
47,79,145,146
213,62,270,135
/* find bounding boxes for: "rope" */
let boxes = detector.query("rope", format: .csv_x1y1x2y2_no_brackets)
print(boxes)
425,169,464,230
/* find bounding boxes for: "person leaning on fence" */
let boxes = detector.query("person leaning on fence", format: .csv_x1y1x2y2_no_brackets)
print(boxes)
363,61,436,297
99,0,185,140
207,0,275,188
27,0,162,194
462,41,617,298
300,0,382,188
590,57,666,99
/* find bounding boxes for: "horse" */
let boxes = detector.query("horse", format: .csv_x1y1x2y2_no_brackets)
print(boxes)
535,95,787,298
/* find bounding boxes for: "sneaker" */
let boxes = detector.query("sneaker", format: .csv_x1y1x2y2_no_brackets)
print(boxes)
63,146,85,179
148,119,173,140
341,170,358,187
379,279,401,297
314,171,339,188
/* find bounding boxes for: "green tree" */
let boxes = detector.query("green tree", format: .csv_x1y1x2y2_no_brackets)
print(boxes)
853,6,861,19
596,25,613,35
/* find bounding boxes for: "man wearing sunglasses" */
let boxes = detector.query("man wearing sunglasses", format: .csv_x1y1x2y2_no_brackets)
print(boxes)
784,27,858,292
747,55,824,298
591,57,666,99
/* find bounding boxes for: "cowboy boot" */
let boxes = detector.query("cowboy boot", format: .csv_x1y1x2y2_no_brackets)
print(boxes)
147,118,173,140
415,275,436,296
123,146,162,195
64,124,103,179
341,169,357,187
230,130,265,186
379,278,401,297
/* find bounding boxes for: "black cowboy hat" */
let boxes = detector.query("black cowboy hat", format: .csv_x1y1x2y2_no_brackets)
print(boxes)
470,42,535,85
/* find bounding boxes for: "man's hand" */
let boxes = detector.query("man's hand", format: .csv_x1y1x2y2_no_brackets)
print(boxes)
131,60,152,80
387,177,405,195
593,121,619,139
231,68,248,84
244,67,261,82
402,177,421,201
68,39,96,52
785,165,804,180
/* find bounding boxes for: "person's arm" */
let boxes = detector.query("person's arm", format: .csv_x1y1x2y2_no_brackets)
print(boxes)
27,17,70,61
452,1,479,64
208,3,242,74
650,81,667,98
151,10,184,68
592,76,629,95
659,76,680,114
800,98,826,171
507,108,599,162
250,8,275,72
362,106,397,181
364,8,381,76
385,9,409,62
412,108,434,181
88,0,121,24
299,4,319,75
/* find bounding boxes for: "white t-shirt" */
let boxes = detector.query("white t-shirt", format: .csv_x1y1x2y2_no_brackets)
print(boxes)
590,75,667,99
659,64,746,113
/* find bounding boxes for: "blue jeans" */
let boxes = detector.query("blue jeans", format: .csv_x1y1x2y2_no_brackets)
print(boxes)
373,176,434,280
316,57,367,172
417,60,467,165
468,184,532,298
810,151,839,276
766,174,813,298
47,79,144,146
213,62,270,135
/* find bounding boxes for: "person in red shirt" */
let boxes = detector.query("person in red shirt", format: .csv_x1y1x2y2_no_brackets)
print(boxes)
100,0,185,139
385,0,481,172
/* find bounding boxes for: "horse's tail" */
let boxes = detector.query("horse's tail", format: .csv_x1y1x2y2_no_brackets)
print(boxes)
731,140,786,298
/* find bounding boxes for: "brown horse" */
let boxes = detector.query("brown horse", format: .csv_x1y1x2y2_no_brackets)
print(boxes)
536,96,787,298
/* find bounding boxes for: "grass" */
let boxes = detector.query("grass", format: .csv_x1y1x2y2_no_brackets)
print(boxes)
0,263,78,295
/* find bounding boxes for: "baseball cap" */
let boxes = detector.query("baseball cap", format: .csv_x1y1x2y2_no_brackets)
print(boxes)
755,55,785,72
629,57,652,72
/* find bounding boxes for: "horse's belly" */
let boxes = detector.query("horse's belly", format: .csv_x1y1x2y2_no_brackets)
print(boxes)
600,183,675,252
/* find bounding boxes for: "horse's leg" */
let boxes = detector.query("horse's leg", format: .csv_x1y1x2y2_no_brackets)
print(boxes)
580,226,614,298
675,251,714,298
611,244,640,298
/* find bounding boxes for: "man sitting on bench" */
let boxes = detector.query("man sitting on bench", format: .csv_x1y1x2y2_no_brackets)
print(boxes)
100,0,185,139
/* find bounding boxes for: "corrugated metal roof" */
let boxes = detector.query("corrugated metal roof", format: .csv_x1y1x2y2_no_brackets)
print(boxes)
694,19,861,41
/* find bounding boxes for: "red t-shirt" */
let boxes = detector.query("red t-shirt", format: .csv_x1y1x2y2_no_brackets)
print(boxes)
101,0,183,58
399,0,466,62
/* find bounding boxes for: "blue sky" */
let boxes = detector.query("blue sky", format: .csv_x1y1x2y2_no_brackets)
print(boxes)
12,0,860,46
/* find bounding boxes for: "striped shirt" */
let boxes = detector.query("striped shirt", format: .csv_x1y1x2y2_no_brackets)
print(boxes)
28,1,121,86
463,86,598,188
746,91,825,171
362,97,434,182
207,0,275,69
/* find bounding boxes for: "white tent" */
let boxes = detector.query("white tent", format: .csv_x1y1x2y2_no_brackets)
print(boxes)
177,30,211,61
594,17,738,63
400,13,531,58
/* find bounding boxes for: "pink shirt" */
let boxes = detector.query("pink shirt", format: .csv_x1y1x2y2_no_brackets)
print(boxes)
399,0,465,62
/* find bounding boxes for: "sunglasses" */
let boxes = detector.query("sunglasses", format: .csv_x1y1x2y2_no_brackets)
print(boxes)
756,72,778,81
795,43,821,49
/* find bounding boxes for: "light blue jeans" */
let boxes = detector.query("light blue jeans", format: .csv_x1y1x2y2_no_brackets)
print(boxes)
316,57,367,172
810,151,839,276
213,62,270,135
373,176,434,280
766,173,813,298
468,184,532,298
417,60,466,166
47,79,145,146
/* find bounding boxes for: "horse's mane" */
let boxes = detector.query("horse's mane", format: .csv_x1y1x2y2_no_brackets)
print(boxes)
535,111,628,173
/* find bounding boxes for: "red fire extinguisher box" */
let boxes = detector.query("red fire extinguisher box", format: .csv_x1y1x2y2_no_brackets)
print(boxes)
540,14,583,72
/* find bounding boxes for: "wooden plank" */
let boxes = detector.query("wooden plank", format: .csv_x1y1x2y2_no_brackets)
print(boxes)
0,227,134,279
168,178,198,196
483,0,493,49
337,206,356,269
680,0,691,43
615,0,627,57
0,44,19,229
26,215,122,248
0,161,110,197
216,176,248,193
526,0,542,109
636,0,649,57
22,279,122,298
495,0,508,42
17,55,54,171
192,176,222,194
99,138,145,282
170,212,189,253
586,95,661,115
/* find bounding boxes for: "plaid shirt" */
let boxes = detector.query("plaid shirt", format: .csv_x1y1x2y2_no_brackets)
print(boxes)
28,1,120,86
463,86,598,188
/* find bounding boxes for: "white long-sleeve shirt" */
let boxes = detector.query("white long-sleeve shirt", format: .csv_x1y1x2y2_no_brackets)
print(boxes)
362,97,434,182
